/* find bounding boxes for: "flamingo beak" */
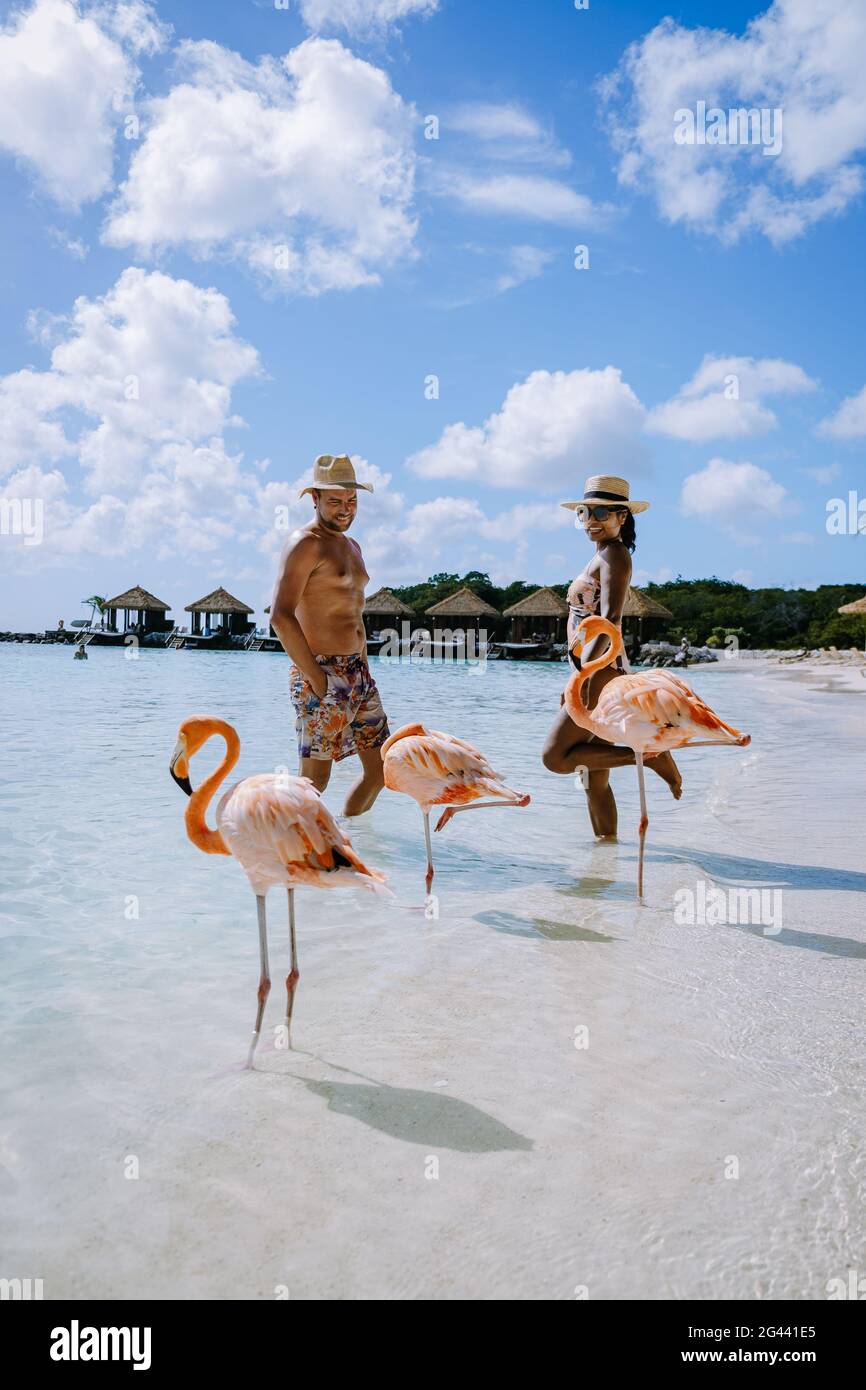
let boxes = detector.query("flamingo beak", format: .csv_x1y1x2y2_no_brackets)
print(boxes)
169,739,193,797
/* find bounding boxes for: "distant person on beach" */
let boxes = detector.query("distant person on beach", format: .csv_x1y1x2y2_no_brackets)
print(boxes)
270,454,389,816
675,637,691,666
74,641,87,660
542,475,682,838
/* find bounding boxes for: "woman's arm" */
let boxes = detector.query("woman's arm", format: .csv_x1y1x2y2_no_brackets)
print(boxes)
566,574,596,662
580,544,631,668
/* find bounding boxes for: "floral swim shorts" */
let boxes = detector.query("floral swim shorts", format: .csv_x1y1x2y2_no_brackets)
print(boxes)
289,654,390,763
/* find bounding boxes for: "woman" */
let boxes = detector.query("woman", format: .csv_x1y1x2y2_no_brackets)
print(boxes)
542,475,682,838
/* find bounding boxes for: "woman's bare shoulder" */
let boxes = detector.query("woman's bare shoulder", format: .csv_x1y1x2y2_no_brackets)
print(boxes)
599,540,632,576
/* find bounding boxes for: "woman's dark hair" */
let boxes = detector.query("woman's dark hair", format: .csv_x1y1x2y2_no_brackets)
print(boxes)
619,510,636,553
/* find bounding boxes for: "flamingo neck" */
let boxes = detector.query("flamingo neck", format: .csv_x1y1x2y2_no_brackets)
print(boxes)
185,721,239,856
564,618,623,731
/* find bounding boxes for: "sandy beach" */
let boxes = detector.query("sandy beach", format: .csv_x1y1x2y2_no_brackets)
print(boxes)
2,645,864,1300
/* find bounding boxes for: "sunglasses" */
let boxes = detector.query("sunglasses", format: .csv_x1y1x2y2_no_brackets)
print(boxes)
576,504,627,522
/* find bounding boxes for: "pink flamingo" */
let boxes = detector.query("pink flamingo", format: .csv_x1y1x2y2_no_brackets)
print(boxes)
382,723,530,897
169,716,388,1064
565,618,751,898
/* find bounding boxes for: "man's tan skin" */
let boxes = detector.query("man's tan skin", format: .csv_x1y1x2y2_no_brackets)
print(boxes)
271,486,385,816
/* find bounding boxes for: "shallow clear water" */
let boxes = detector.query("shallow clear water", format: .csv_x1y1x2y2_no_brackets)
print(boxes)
1,644,864,1299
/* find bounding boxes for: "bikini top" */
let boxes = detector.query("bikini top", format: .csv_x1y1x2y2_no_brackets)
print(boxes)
567,570,628,672
567,571,600,619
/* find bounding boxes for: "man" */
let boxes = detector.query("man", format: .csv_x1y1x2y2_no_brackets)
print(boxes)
270,454,389,816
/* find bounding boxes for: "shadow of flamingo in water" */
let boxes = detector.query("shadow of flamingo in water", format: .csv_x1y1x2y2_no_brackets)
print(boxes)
279,1056,533,1153
638,844,866,959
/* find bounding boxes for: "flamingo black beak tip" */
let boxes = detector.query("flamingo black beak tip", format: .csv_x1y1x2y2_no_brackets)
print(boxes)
170,766,193,797
170,739,193,796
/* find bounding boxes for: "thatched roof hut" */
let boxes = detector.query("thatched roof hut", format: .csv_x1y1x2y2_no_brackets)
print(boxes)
186,586,254,615
619,586,673,646
103,585,172,633
503,586,568,618
363,586,416,638
185,586,255,636
425,585,501,634
622,587,673,619
425,585,500,619
104,584,171,612
502,586,568,641
364,587,416,617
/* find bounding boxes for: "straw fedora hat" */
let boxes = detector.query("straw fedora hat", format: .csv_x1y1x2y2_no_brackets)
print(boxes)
560,474,649,515
299,454,373,498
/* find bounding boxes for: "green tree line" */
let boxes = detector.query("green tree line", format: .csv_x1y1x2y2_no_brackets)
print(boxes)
390,572,866,649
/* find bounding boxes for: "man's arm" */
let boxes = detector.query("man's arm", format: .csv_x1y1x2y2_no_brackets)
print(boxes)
348,536,368,661
270,532,328,698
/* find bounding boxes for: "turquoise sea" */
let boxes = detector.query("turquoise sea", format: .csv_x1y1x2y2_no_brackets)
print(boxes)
1,644,864,1298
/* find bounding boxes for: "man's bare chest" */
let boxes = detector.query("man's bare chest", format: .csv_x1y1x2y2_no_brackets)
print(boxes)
308,541,368,595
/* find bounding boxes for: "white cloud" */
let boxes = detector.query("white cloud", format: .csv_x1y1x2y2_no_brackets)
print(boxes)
633,564,675,585
448,102,571,168
430,94,608,233
480,501,571,542
249,456,572,590
438,171,606,226
800,463,840,483
433,243,555,308
601,0,866,243
817,384,866,438
680,457,787,531
46,267,259,492
408,367,647,489
647,354,817,440
0,268,263,566
47,226,89,259
360,493,571,584
103,37,418,295
495,245,554,294
297,0,438,36
0,0,168,208
0,368,76,473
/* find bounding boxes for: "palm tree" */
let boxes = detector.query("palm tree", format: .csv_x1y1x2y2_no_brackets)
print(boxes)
82,596,106,629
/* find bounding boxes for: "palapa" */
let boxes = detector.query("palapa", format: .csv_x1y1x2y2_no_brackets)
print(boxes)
425,585,500,618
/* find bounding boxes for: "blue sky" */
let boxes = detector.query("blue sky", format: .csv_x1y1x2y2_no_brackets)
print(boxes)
1,0,864,630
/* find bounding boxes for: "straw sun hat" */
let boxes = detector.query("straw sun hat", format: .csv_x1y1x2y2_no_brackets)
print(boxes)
560,475,650,515
299,454,373,498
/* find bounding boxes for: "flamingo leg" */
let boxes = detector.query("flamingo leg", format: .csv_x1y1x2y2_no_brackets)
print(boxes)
285,888,299,1050
423,809,435,898
435,795,530,832
246,894,271,1069
635,753,648,901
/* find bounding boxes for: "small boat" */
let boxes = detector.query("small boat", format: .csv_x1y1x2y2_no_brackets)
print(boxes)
496,640,554,661
372,633,491,661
